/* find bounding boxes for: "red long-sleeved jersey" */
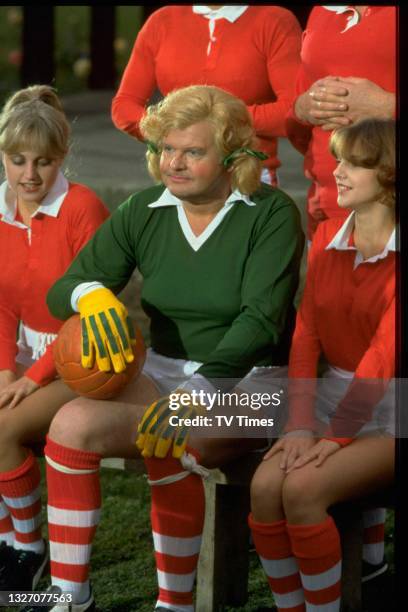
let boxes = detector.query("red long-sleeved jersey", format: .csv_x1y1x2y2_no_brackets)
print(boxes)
0,181,109,385
286,6,396,238
111,5,302,174
286,216,395,443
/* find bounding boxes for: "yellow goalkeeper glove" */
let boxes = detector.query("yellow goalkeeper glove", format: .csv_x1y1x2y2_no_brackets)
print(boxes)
78,288,135,373
136,391,206,459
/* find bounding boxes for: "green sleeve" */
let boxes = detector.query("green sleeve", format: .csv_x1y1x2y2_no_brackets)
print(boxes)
197,195,304,381
47,197,139,320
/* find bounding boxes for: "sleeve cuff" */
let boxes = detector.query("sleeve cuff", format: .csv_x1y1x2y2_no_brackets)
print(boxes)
323,436,354,448
177,373,217,409
71,282,106,312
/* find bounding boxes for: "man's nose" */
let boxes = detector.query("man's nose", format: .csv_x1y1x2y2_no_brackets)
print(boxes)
169,152,186,169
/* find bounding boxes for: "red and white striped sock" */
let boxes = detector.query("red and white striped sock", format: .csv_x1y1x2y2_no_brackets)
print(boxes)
248,514,305,612
45,436,101,605
287,516,341,612
0,452,43,553
144,449,205,612
362,508,386,566
0,497,15,546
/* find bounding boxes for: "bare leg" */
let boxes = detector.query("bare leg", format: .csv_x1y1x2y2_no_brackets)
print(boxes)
282,436,394,525
250,451,286,522
0,379,77,471
48,373,160,456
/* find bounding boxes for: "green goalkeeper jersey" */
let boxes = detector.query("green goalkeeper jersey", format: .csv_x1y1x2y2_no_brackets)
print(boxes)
47,183,304,380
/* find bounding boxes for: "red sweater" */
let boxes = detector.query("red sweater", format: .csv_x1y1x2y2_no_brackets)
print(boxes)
111,6,302,173
286,217,395,442
285,6,396,237
0,182,109,385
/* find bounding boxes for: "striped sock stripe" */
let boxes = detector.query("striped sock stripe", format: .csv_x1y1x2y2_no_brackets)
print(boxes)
144,450,205,611
155,552,200,575
0,455,43,549
287,517,341,612
0,499,14,544
45,438,102,604
152,531,202,556
249,514,306,612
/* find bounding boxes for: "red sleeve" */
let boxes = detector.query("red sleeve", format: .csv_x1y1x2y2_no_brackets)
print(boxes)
69,189,110,256
324,296,395,442
24,341,57,387
111,12,161,139
284,225,326,432
285,63,314,155
0,305,19,373
26,188,109,387
247,10,302,138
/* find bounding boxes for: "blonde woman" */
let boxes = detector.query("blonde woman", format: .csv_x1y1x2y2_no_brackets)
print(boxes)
0,85,109,592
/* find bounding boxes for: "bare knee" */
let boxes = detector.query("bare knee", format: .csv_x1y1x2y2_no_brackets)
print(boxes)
0,412,18,456
283,469,328,524
49,399,98,450
250,460,285,523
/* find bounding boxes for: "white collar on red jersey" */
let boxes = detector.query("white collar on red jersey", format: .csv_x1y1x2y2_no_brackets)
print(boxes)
325,211,396,267
192,6,248,23
322,6,368,33
0,171,69,225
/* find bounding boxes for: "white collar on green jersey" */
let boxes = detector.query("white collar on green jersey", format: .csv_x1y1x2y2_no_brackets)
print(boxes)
0,171,69,226
148,187,256,209
325,211,396,268
192,6,248,23
149,187,255,251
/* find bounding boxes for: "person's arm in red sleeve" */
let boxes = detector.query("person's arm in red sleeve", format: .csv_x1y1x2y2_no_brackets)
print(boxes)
324,296,395,446
0,305,19,374
247,9,302,138
285,225,326,433
24,342,57,387
24,190,109,388
285,64,314,155
69,188,110,256
111,12,161,139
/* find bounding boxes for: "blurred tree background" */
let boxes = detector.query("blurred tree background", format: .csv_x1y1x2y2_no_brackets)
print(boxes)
0,5,313,106
0,6,144,104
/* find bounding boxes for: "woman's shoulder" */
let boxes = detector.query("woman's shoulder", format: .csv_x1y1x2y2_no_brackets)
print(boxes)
62,182,109,216
247,5,303,29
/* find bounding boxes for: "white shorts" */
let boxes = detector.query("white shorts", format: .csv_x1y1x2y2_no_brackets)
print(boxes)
142,348,289,438
15,322,57,367
315,368,395,437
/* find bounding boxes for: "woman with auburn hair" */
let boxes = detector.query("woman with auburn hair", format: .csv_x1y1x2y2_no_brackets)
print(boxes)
249,118,395,612
0,85,109,593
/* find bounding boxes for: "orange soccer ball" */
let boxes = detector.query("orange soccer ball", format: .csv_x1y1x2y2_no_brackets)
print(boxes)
53,315,146,400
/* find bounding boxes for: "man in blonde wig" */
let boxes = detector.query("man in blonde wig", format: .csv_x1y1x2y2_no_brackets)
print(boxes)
44,85,304,611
